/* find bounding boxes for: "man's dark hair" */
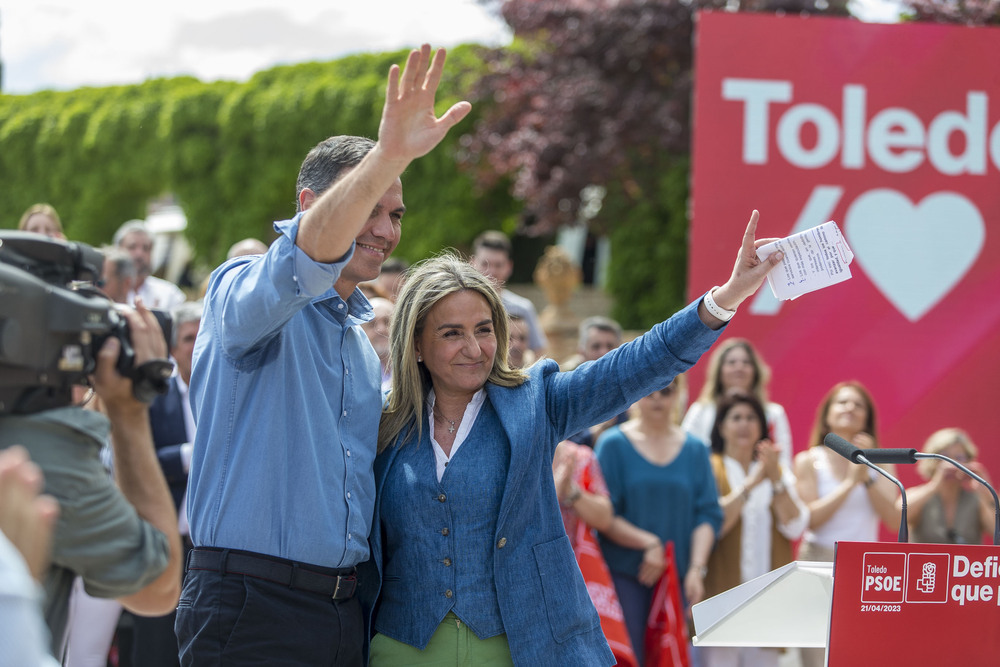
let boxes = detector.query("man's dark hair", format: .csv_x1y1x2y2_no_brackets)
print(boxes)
472,230,512,258
295,136,376,211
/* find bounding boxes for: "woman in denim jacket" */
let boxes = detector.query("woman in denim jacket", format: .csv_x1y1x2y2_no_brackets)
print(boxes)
359,211,781,666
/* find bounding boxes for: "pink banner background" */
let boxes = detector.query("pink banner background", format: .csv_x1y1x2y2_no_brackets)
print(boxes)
690,12,1000,505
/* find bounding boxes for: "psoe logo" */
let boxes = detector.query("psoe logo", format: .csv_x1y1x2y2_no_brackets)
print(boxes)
861,552,906,603
905,553,951,604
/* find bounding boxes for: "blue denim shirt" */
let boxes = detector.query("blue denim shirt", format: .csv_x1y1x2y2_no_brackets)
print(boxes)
359,296,725,666
376,401,509,647
188,214,381,568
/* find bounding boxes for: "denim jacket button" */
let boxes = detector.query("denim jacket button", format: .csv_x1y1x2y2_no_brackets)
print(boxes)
445,589,453,598
497,537,507,549
437,493,447,503
441,527,450,536
443,558,452,566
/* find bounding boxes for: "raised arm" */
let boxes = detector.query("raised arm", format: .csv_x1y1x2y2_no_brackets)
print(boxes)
698,210,783,330
297,45,471,262
93,304,183,615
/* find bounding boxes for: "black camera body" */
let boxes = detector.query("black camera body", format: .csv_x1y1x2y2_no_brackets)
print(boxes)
0,231,173,414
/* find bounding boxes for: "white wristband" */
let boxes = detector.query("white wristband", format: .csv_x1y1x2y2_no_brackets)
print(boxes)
704,287,737,322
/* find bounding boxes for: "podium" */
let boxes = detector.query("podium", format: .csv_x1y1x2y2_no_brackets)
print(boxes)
692,560,833,648
693,543,1000,666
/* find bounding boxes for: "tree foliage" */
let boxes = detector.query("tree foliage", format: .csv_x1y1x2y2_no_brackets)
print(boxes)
901,0,1000,24
464,0,850,237
464,0,851,327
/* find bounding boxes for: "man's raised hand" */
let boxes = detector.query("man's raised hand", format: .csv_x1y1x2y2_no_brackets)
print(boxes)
377,45,472,163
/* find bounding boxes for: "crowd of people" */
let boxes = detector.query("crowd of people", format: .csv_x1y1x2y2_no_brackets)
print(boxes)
2,44,994,667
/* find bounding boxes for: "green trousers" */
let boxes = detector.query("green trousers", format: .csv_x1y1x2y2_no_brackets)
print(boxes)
370,612,514,666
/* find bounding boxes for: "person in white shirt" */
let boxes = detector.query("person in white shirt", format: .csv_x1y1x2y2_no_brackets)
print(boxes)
702,393,808,667
113,220,187,310
682,338,793,470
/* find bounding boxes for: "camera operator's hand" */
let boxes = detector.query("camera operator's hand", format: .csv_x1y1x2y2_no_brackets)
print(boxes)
89,298,183,614
91,300,170,412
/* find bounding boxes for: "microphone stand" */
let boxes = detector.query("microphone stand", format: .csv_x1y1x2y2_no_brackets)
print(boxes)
856,453,908,543
915,452,1000,546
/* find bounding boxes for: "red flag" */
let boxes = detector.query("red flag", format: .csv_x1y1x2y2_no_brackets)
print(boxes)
644,542,691,667
574,520,638,667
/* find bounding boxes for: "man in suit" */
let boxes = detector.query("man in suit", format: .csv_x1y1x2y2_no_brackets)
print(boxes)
129,300,201,667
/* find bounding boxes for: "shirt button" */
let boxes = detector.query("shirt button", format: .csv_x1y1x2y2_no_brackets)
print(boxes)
441,528,449,536
342,410,347,417
338,303,344,309
443,558,452,567
445,590,453,598
437,494,447,503
347,450,351,457
497,537,507,549
347,492,351,499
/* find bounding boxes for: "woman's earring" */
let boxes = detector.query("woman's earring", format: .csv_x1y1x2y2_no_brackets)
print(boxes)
417,355,422,362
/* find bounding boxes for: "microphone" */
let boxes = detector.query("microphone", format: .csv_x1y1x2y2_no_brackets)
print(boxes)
823,433,1000,545
912,452,1000,546
824,433,908,542
861,448,918,465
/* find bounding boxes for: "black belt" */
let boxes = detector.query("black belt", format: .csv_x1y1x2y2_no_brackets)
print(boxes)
187,548,357,600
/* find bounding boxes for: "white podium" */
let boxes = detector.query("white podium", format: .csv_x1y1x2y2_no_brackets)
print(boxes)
691,561,834,648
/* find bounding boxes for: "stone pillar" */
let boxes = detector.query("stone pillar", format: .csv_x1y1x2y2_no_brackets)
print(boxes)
533,245,582,365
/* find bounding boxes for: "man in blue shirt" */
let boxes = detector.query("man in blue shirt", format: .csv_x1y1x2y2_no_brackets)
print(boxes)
175,45,471,666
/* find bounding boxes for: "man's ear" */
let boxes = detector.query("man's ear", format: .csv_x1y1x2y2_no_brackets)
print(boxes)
299,188,317,211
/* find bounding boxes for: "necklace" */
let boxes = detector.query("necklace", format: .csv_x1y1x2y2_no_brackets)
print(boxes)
434,406,458,434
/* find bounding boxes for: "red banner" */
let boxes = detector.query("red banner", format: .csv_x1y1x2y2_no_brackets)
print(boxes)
645,542,691,667
830,541,1000,664
574,520,638,667
690,13,1000,497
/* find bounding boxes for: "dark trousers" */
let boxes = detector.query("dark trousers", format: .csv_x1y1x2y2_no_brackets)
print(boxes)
611,571,654,667
131,612,181,667
175,553,363,666
128,539,192,667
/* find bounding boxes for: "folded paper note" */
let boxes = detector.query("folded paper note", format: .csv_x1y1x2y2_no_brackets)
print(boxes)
756,221,854,301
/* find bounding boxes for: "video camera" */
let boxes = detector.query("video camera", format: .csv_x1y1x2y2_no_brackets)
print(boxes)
0,231,173,415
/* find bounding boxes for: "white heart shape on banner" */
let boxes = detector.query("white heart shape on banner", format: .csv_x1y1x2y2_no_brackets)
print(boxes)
844,189,985,322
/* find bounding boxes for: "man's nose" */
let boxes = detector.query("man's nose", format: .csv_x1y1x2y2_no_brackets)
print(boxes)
371,213,398,240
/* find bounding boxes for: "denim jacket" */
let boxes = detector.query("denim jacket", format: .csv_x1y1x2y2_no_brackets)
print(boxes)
358,296,723,666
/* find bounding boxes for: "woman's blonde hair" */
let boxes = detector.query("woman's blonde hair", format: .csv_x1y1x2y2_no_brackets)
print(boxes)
377,253,528,452
695,338,770,405
672,372,688,425
917,428,978,479
18,203,63,233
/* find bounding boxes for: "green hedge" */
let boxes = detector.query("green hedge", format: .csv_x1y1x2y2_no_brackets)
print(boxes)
0,46,519,270
0,45,687,329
